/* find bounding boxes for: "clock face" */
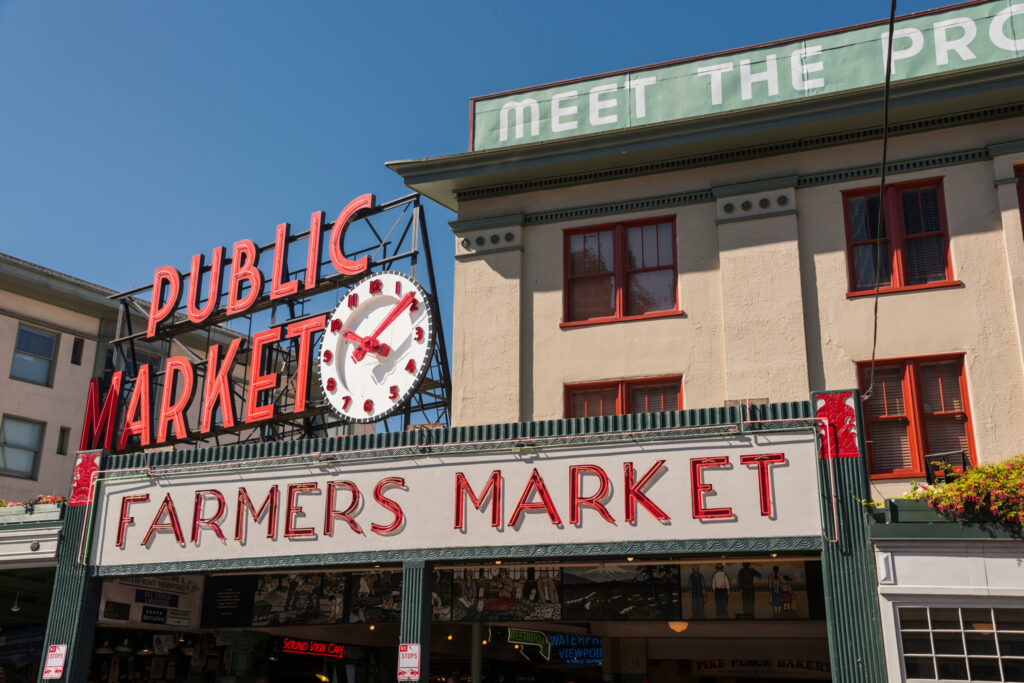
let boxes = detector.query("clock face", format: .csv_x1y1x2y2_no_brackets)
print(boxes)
318,271,436,423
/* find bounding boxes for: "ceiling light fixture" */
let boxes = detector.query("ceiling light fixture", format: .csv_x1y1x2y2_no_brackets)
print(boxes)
10,592,20,613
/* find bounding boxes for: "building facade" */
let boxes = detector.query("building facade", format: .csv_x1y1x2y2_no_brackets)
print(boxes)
34,2,1024,682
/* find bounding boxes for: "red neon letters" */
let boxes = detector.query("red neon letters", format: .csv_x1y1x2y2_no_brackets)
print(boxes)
690,457,734,520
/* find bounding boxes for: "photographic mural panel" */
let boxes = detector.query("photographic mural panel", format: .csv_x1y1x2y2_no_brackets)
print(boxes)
562,565,681,621
682,561,810,620
348,570,403,623
445,566,562,622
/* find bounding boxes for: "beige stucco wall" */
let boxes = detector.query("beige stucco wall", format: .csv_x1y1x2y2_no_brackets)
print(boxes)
0,290,102,502
449,117,1024,497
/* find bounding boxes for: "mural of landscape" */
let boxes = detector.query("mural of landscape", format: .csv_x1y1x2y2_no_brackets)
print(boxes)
562,564,681,621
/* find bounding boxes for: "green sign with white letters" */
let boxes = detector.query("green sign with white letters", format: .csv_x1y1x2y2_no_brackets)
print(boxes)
471,0,1024,151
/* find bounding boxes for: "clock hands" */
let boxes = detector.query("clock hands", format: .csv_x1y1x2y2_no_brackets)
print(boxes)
341,291,416,363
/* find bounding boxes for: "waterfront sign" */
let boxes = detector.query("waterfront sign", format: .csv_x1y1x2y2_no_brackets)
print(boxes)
90,434,820,568
471,0,1024,150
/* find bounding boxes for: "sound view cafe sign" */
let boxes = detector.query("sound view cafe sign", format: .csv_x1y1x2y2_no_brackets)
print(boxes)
89,434,821,568
78,192,439,453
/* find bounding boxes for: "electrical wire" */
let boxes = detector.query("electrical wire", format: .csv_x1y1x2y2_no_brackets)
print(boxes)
864,0,899,402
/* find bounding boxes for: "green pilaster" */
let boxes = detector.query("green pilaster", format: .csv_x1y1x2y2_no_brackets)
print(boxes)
813,390,887,683
399,560,433,682
38,502,100,683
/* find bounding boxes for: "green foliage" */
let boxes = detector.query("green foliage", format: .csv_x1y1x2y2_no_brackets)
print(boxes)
0,493,66,509
914,455,1024,526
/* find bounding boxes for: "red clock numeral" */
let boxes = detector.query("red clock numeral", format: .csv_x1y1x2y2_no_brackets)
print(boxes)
331,319,341,332
409,297,419,312
414,326,424,342
395,281,402,295
326,378,336,391
347,293,359,309
363,399,374,414
342,396,351,410
405,359,416,374
389,385,399,400
369,279,382,294
323,349,333,363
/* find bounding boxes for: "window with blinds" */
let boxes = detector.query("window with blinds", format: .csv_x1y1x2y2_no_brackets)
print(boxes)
566,378,682,419
843,179,954,294
859,355,974,477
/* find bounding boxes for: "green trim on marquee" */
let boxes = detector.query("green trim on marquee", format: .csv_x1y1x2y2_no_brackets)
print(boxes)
471,0,1024,150
43,396,887,682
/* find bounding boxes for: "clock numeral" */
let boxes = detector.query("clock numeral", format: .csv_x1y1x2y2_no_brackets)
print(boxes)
414,327,424,342
342,396,352,410
395,281,402,295
323,349,333,363
326,378,337,392
369,279,383,295
389,385,399,400
405,359,416,374
347,293,359,309
409,297,419,313
330,319,342,333
363,399,374,414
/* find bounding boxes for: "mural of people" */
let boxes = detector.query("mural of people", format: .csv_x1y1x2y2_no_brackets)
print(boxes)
711,564,730,617
781,575,795,614
737,562,762,616
688,566,706,617
769,566,784,616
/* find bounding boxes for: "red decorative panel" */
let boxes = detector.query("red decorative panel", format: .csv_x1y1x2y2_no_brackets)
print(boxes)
69,451,100,506
816,392,859,459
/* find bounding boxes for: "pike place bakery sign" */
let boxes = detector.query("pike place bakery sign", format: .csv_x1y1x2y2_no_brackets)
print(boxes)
90,434,821,568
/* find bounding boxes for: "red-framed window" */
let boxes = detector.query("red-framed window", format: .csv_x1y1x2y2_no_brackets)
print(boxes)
842,178,956,296
857,355,976,479
563,217,679,325
565,377,682,418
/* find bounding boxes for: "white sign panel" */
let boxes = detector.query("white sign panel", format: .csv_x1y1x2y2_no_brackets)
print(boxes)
97,575,204,630
91,434,821,568
42,644,66,679
397,643,421,681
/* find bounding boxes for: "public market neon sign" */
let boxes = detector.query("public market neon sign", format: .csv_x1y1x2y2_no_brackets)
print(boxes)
79,194,378,452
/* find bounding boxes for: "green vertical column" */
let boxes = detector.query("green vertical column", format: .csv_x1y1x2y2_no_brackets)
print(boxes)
38,502,101,683
812,390,886,683
399,560,433,682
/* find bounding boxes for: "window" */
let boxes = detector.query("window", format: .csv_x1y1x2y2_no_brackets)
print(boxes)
70,337,84,365
564,217,678,325
843,178,956,295
57,426,70,456
0,416,44,478
566,377,682,418
896,605,1024,681
858,355,974,478
10,325,58,386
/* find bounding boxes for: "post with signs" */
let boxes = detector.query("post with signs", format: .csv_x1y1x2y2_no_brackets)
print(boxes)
398,560,432,682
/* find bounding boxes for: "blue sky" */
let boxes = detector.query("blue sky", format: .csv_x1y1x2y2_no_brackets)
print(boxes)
1,0,947,338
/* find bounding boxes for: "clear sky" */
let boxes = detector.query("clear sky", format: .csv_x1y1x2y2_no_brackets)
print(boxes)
0,0,947,339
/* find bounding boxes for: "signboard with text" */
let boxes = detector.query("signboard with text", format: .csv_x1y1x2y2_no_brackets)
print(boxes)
42,644,66,679
90,434,820,569
471,0,1024,150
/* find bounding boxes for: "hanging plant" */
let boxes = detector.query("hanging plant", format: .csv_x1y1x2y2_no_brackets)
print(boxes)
911,455,1024,526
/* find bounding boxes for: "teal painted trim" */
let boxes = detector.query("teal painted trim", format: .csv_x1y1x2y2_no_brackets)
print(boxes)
797,147,991,188
399,560,433,676
716,209,799,225
455,245,523,260
89,536,822,577
995,176,1019,186
0,520,64,531
988,138,1024,157
39,503,100,683
812,389,886,683
712,176,797,197
523,190,713,227
870,521,1023,541
95,400,816,474
450,214,523,233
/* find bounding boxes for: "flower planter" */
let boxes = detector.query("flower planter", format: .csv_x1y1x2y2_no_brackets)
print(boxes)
0,503,64,524
885,498,950,523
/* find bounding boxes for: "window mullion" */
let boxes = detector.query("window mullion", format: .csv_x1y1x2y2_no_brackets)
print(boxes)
886,186,906,288
905,361,927,471
614,225,626,317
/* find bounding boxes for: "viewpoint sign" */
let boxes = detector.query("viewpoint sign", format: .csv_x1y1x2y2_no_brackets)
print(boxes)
471,0,1024,150
90,433,820,569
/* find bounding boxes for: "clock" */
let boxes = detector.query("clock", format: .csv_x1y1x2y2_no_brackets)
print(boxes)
318,271,436,423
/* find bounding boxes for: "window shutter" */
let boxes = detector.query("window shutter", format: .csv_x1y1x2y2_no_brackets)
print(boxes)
630,384,679,413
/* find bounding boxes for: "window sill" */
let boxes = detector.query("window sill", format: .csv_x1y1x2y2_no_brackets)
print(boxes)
560,309,685,330
846,280,962,299
869,470,926,481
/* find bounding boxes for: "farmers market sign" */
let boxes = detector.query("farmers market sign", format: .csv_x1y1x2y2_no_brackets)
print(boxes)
471,0,1024,150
